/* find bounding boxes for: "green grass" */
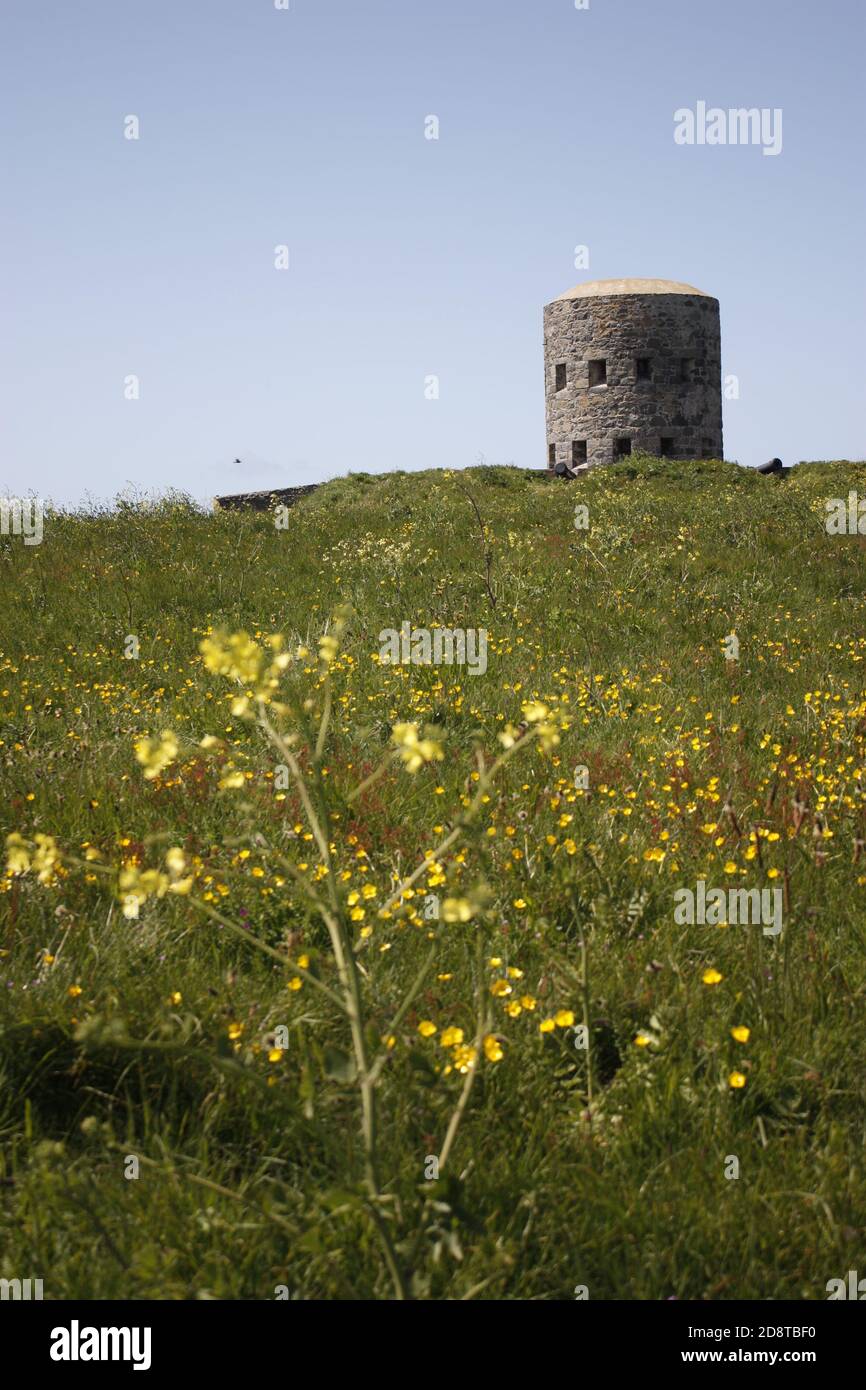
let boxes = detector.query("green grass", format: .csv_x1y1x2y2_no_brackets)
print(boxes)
2,455,866,1300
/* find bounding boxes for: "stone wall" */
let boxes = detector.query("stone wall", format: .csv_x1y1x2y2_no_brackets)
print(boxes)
213,484,320,512
543,291,723,468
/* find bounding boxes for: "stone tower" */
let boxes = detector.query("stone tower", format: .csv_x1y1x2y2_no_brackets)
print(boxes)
543,278,723,470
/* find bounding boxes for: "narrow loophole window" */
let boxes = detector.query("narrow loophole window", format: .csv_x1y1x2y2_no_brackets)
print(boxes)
588,359,607,388
548,442,556,466
555,363,567,391
636,357,651,381
660,437,674,458
572,440,587,464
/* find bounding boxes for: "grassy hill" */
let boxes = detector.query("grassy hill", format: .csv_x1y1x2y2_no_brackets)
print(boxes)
2,456,866,1300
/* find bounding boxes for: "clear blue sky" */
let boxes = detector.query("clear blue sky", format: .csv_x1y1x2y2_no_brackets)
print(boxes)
2,0,863,505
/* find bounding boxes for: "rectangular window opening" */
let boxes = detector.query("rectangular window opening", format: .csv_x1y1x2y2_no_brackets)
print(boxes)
554,362,567,392
679,357,694,383
572,440,587,465
614,438,632,459
588,359,607,388
548,443,557,466
636,357,652,382
659,437,674,458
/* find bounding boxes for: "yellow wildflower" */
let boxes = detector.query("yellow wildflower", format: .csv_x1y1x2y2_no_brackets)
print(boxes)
483,1035,504,1062
391,722,444,772
134,730,178,781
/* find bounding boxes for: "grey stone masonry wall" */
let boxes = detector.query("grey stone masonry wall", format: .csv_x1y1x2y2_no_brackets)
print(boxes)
543,283,723,468
214,484,320,512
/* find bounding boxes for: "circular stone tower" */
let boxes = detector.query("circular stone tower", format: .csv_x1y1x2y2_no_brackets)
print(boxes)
543,278,723,470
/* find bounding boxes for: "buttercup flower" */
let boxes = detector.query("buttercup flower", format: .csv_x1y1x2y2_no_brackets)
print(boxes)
391,722,444,772
134,730,178,781
483,1034,504,1062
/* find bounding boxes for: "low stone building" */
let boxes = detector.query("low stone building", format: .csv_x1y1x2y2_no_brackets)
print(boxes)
543,278,723,470
213,484,320,512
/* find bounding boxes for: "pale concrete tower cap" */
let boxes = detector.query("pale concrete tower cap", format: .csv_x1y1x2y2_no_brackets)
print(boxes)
554,278,713,301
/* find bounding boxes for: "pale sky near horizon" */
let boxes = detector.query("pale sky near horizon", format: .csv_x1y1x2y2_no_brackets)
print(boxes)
2,0,863,507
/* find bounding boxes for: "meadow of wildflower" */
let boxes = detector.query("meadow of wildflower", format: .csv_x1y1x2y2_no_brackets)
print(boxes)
2,455,866,1301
